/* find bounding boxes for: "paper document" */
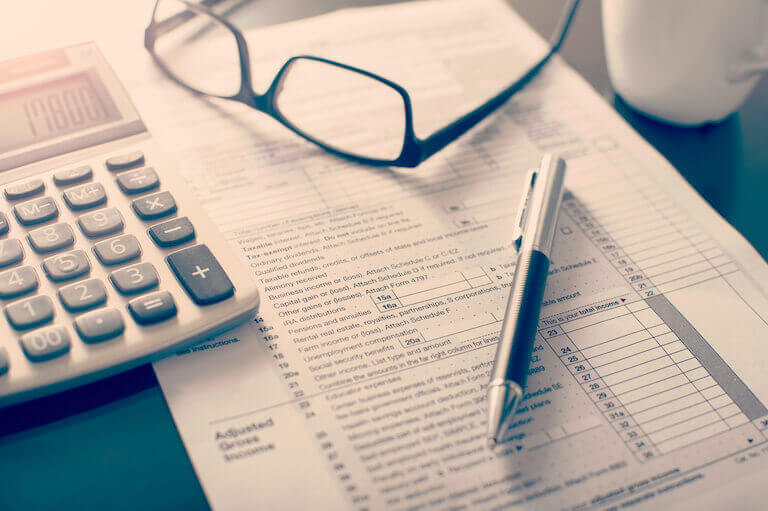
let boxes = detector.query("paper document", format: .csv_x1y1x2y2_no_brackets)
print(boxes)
122,0,768,509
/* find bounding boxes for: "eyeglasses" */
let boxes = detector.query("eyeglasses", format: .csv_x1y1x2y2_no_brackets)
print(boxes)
144,0,579,168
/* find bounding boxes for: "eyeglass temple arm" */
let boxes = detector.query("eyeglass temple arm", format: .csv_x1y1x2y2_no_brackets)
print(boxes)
147,0,234,40
417,0,579,163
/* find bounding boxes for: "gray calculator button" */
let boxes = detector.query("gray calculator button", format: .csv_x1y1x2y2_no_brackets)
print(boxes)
6,295,54,330
110,262,158,295
77,208,124,238
0,266,38,298
5,179,44,201
116,167,159,194
53,165,92,186
106,151,144,171
167,244,234,305
93,234,141,265
128,291,177,325
74,308,125,343
0,239,23,267
0,212,8,235
63,182,107,210
20,326,70,362
14,196,58,225
59,279,107,312
42,250,90,282
131,191,177,220
149,217,195,248
0,347,7,376
28,223,74,253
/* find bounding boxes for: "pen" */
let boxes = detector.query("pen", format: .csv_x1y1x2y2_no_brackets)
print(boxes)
487,154,567,448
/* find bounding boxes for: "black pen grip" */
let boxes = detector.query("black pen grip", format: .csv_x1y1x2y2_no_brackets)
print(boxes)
494,250,550,390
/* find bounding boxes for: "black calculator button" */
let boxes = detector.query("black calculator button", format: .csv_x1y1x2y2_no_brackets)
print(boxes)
0,239,23,268
131,191,177,220
14,196,58,225
0,266,38,298
0,347,8,376
42,250,90,282
110,262,158,295
53,165,92,186
20,326,70,362
128,291,177,325
5,179,44,201
167,244,234,305
59,279,107,312
74,308,125,343
78,208,124,238
6,295,54,330
149,217,195,247
93,234,141,265
28,223,74,253
116,167,160,195
0,212,8,235
62,182,107,211
106,151,145,171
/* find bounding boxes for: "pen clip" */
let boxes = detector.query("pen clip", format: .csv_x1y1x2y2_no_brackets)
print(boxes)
512,168,537,252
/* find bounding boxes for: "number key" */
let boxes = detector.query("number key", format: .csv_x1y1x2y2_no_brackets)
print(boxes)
20,326,70,362
0,266,38,298
0,212,9,235
27,223,74,253
6,295,54,330
0,239,23,267
78,208,124,238
110,262,158,295
42,250,90,282
59,278,107,312
93,234,141,265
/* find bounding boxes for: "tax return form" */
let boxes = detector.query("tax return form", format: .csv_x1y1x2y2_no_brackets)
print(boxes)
124,0,768,509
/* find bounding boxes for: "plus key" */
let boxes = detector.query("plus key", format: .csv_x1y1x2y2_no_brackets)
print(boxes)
167,244,234,305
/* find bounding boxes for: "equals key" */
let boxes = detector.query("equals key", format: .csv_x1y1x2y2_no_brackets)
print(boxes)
149,217,195,248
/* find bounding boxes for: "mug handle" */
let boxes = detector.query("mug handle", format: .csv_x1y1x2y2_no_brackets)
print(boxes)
729,0,768,81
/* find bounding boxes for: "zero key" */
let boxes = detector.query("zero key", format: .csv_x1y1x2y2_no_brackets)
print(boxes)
167,244,234,305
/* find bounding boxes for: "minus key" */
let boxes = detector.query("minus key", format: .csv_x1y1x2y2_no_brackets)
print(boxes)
148,217,195,247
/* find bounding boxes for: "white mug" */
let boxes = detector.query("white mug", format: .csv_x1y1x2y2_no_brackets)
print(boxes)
602,0,768,126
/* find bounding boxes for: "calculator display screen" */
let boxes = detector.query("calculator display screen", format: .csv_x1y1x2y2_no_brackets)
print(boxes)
0,72,122,154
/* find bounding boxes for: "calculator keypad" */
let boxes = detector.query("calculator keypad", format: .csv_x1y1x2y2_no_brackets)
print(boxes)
74,308,124,343
14,196,58,225
63,183,107,210
6,295,54,330
58,279,107,312
42,250,91,282
0,239,23,268
19,326,70,362
0,266,38,299
78,208,124,238
93,234,141,265
28,223,75,253
109,262,158,295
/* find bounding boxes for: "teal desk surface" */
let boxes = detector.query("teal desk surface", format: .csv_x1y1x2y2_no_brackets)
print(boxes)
1,1,766,510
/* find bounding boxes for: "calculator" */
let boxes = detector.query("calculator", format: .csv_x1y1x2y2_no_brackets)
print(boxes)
0,43,260,406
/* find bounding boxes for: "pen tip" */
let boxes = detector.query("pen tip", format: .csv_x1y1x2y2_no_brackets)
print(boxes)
487,437,498,450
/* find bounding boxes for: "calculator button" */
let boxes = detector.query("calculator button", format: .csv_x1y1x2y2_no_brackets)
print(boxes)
42,250,90,282
6,295,54,330
28,223,74,253
131,191,177,220
59,279,107,312
106,151,144,171
5,179,44,201
0,239,23,267
167,244,234,305
0,347,7,376
128,291,177,325
20,326,70,362
77,208,124,238
0,212,8,235
63,182,107,210
14,196,58,225
149,217,195,247
53,165,92,186
116,167,160,194
74,308,125,343
110,262,158,295
0,266,38,298
93,234,141,265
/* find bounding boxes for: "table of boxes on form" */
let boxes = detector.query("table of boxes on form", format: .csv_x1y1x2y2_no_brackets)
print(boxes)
534,193,768,461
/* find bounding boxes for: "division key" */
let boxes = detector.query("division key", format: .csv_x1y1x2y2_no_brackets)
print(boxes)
167,244,233,305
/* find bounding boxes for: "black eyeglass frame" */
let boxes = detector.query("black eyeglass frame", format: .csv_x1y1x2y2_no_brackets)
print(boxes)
144,0,579,168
